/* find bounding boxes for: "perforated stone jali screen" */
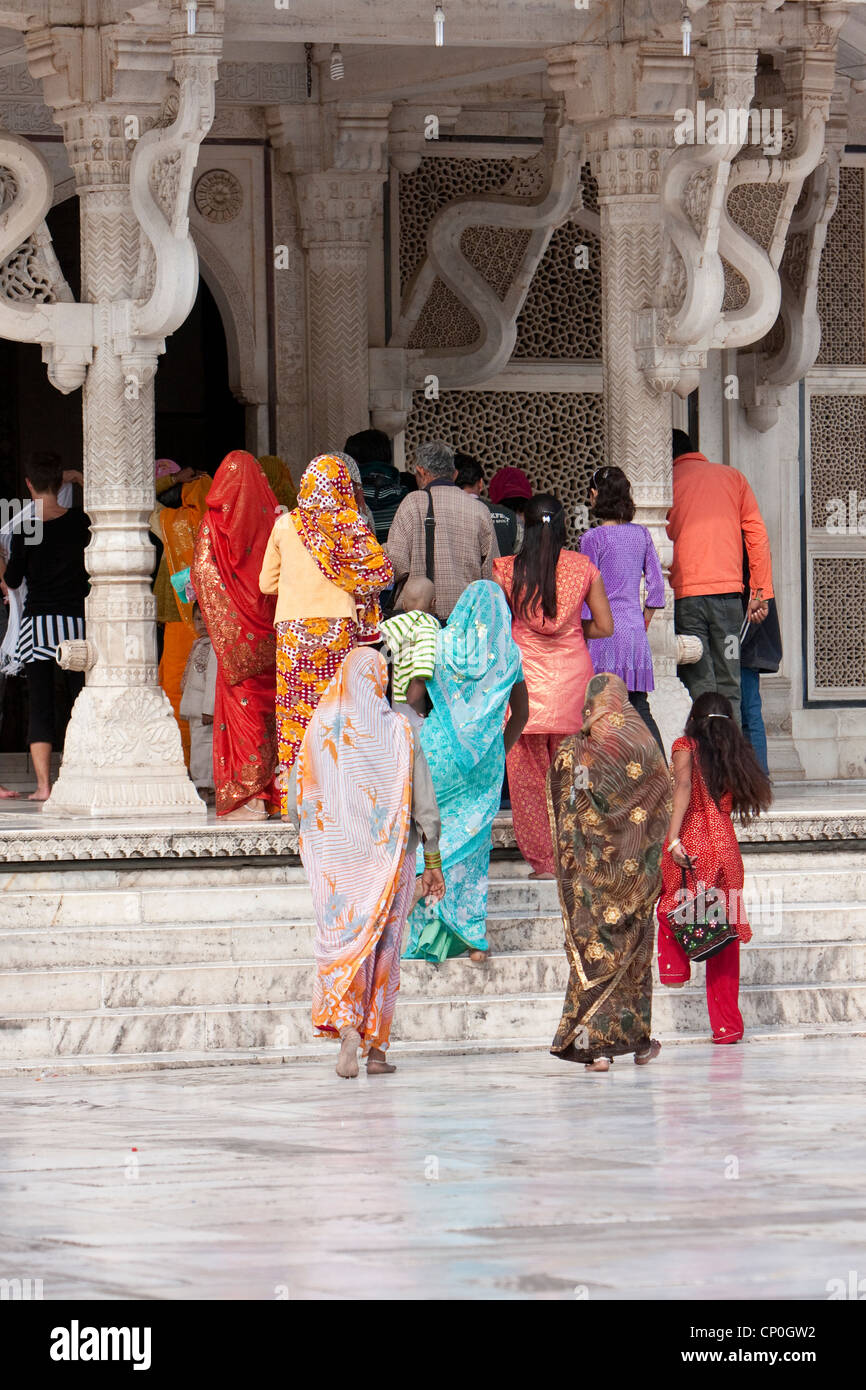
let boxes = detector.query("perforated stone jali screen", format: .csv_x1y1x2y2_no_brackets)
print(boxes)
405,390,605,545
808,394,866,528
817,165,866,367
811,556,866,693
398,155,603,360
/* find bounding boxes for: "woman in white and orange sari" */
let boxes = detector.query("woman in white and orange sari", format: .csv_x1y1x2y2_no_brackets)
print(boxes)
297,645,444,1079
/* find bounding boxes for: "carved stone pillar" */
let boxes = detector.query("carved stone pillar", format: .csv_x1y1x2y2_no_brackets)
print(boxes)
292,104,390,453
17,6,222,816
589,123,695,752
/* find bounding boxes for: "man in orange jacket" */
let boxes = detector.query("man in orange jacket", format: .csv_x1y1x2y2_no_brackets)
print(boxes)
668,429,772,725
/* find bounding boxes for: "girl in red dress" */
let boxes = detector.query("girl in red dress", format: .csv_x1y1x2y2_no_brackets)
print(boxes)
657,691,772,1042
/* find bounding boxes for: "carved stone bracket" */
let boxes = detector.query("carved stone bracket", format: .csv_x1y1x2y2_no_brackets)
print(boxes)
378,110,582,411
638,0,849,402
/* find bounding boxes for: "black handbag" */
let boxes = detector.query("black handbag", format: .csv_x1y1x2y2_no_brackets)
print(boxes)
665,856,739,962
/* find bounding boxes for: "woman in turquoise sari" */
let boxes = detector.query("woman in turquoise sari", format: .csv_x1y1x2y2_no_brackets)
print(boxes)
405,580,528,962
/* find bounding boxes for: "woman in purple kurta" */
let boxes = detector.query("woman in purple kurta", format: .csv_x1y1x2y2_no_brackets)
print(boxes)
580,466,666,753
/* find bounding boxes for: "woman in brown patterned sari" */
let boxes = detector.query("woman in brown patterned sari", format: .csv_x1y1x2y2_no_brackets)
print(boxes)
547,672,671,1072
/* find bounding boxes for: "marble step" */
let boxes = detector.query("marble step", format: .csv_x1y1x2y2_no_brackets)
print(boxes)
1,981,865,1061
3,940,865,1013
3,859,866,928
5,848,863,893
9,1021,866,1078
8,1020,866,1078
1,898,864,973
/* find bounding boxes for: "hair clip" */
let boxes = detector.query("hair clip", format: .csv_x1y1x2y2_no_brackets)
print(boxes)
705,713,730,720
541,514,551,523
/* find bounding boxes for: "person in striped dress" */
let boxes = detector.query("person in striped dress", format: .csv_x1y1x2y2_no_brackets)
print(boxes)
0,453,90,801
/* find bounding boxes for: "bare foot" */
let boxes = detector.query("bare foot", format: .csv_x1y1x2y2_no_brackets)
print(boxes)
0,786,20,799
468,949,488,963
367,1047,396,1075
634,1039,662,1066
28,787,51,802
528,871,555,880
664,981,686,990
336,1028,361,1079
585,1057,611,1073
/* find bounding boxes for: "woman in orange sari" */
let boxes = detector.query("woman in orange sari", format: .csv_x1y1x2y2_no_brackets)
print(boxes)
298,645,444,1078
192,451,281,818
152,472,212,765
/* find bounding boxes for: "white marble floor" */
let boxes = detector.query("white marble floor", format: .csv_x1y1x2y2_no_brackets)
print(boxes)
1,1036,864,1300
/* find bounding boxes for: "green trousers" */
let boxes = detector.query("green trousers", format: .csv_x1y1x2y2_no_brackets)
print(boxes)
674,593,743,728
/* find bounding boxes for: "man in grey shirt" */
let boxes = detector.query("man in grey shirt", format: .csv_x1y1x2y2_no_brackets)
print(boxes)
386,439,499,621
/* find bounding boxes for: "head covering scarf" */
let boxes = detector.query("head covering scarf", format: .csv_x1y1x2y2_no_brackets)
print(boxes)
549,672,671,925
292,453,393,637
405,581,522,962
160,475,212,628
258,455,298,513
298,646,414,1047
155,458,181,479
193,450,280,685
489,466,532,504
546,672,672,1062
426,580,523,773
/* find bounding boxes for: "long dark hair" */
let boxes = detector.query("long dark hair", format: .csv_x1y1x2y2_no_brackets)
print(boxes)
590,465,635,522
511,493,566,622
685,692,772,824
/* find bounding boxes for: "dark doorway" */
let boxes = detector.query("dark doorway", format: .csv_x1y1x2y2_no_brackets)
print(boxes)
155,273,246,473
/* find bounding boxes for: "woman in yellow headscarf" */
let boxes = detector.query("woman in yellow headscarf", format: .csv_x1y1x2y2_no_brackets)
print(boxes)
259,453,392,808
258,455,298,514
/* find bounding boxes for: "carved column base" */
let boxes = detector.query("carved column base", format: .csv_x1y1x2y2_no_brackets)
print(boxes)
648,673,693,759
45,686,206,819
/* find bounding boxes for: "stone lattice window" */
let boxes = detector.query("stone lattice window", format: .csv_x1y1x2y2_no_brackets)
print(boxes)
405,389,605,544
808,394,866,528
811,556,866,691
398,155,603,359
399,156,518,291
726,181,786,253
513,224,602,360
817,165,866,366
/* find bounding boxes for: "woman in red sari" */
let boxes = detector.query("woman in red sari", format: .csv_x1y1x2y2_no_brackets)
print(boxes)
191,451,281,818
657,691,772,1042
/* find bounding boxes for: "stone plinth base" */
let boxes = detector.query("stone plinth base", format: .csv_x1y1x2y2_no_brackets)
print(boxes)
44,684,207,820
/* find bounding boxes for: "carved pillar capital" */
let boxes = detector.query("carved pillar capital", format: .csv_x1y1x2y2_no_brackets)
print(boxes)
295,170,386,249
388,104,460,174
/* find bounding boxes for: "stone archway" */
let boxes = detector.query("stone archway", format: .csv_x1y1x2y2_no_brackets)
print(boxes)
192,224,268,451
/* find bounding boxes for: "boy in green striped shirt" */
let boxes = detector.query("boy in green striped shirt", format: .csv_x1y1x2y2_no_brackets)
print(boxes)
380,577,440,725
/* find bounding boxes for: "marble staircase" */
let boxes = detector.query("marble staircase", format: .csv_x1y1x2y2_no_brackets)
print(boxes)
1,850,865,1073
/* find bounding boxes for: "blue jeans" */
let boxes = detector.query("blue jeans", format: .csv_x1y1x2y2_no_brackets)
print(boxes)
740,667,768,775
